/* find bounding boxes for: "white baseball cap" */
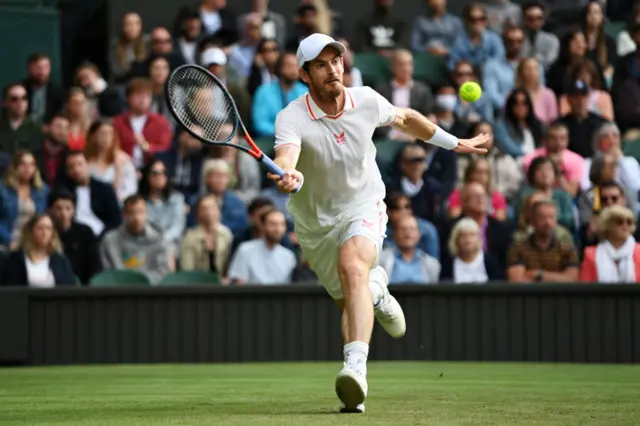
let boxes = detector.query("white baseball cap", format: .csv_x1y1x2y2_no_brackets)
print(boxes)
296,33,346,68
201,47,227,67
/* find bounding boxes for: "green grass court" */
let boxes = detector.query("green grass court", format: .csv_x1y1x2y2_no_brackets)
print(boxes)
0,362,638,425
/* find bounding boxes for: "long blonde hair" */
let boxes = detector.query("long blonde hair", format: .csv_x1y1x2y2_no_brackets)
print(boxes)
116,12,148,70
3,150,44,190
515,57,541,90
17,214,63,255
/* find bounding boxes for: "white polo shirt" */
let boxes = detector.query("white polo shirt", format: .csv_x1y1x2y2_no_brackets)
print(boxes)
274,87,396,233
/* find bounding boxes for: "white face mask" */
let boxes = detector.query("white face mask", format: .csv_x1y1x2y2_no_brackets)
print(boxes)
435,94,457,112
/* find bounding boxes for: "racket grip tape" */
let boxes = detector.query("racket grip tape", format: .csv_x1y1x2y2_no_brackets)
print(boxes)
261,155,302,193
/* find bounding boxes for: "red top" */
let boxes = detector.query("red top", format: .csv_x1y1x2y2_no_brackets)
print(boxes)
111,112,173,161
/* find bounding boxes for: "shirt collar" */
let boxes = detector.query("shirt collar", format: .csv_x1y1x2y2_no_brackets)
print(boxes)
305,89,355,120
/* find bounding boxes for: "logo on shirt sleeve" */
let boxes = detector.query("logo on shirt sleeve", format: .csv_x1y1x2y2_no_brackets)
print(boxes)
334,131,346,145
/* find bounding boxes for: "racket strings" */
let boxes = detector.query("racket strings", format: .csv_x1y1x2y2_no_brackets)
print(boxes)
167,67,237,143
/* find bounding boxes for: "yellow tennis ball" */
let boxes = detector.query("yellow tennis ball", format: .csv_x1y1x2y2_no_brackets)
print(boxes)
459,81,482,103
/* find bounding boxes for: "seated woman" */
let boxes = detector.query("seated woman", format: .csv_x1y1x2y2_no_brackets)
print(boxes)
0,151,49,249
513,191,575,245
558,59,614,121
580,205,640,283
64,88,93,150
448,157,508,221
180,194,233,279
1,214,74,287
440,218,504,283
493,89,544,158
85,119,138,202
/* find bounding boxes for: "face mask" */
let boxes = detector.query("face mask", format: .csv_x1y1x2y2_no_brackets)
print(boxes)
435,94,457,112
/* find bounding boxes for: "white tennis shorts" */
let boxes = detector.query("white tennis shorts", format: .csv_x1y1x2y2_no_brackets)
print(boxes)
296,202,388,299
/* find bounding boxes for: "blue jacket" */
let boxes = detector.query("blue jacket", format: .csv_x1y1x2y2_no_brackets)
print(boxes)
188,191,249,238
483,58,546,110
493,119,527,157
0,183,49,245
1,251,75,286
448,30,505,70
251,81,308,137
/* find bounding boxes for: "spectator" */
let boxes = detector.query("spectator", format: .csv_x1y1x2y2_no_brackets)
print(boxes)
247,38,280,97
483,26,532,110
189,159,248,238
493,88,544,157
74,62,125,118
581,1,616,88
520,1,559,69
285,4,320,51
516,156,576,231
208,124,261,203
228,208,296,285
108,12,149,84
0,151,49,249
34,114,69,187
616,4,640,57
507,200,579,282
148,55,176,130
579,181,640,247
388,144,442,221
112,78,173,168
304,0,344,38
581,123,640,196
180,194,233,277
380,215,440,284
199,0,238,46
558,60,613,121
614,68,640,135
57,151,121,237
420,138,458,200
130,27,187,77
232,196,277,253
432,83,469,137
337,38,364,87
514,190,574,244
448,4,505,70
260,179,294,224
291,253,319,282
139,158,186,256
448,157,508,221
228,13,264,79
251,52,307,137
22,53,65,123
173,8,202,64
353,0,408,54
451,60,494,122
202,47,252,128
48,190,101,285
63,88,92,151
383,191,439,259
100,195,173,284
0,83,43,155
238,0,287,48
515,56,558,125
581,205,640,282
477,0,521,34
457,121,522,202
85,120,138,202
439,182,514,270
440,217,504,282
376,49,434,141
557,79,608,158
1,214,74,287
157,130,204,200
522,122,585,198
411,0,463,56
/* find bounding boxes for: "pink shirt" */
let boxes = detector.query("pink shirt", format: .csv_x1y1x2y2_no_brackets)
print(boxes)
532,87,558,126
522,148,586,184
448,189,507,218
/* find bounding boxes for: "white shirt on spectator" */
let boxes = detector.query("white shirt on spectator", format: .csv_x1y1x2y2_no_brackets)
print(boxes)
201,10,222,34
389,80,413,141
179,39,197,64
75,186,105,236
228,239,296,284
129,115,147,168
26,257,55,288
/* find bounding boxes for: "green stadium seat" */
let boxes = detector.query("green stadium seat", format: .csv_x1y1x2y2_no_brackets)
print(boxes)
375,139,408,180
605,21,626,39
413,53,450,87
89,270,151,287
252,136,275,156
159,271,220,286
74,275,82,286
354,53,391,87
623,140,640,163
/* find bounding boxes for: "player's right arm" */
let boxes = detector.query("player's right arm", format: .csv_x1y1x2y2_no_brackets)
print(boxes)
268,111,304,193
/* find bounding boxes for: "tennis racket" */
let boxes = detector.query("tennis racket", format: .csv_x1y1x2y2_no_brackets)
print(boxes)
165,64,302,192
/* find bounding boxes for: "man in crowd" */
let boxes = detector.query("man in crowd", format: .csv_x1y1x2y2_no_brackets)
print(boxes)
0,83,42,155
34,113,70,187
158,130,204,201
411,0,463,56
130,27,187,76
477,0,521,33
353,0,408,55
520,1,559,69
228,13,264,79
448,5,505,70
384,191,439,259
174,8,203,64
228,208,296,285
285,4,320,51
100,195,173,284
74,62,124,117
48,190,102,284
507,200,579,282
238,0,287,47
22,53,65,123
199,0,239,46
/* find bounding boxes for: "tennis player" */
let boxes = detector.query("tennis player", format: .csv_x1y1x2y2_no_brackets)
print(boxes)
267,33,489,413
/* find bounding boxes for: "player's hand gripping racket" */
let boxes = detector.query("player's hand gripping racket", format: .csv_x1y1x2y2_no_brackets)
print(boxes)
165,64,302,193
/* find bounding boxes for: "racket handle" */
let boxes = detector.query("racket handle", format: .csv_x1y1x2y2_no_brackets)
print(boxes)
262,155,302,193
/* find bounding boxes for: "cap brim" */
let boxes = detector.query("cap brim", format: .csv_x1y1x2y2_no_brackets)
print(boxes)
301,41,347,67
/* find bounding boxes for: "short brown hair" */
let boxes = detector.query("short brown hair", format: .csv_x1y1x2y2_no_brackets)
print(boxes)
27,53,49,64
123,194,146,210
126,78,154,97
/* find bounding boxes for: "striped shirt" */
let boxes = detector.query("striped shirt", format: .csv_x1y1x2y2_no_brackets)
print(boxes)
507,234,579,273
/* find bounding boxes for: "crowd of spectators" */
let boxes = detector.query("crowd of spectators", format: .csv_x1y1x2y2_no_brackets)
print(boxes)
1,0,640,287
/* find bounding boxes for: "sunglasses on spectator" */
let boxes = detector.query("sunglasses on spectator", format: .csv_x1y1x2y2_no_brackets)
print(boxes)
261,47,278,53
526,14,544,21
7,95,27,102
151,169,166,176
468,15,487,23
403,156,426,163
153,38,172,44
455,70,474,77
601,195,619,203
615,217,634,226
392,203,411,211
506,37,524,44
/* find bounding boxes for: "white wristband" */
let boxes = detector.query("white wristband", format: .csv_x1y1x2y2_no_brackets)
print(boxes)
428,126,459,150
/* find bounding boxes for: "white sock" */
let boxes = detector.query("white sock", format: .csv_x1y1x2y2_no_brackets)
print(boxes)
343,341,369,374
368,267,386,306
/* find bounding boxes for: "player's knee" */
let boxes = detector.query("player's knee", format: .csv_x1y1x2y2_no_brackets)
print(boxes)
337,259,369,295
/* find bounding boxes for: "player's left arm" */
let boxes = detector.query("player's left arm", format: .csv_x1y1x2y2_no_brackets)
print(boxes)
391,107,489,154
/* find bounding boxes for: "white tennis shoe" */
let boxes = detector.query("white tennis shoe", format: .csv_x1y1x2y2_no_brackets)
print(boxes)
371,267,406,338
339,402,365,413
335,364,368,411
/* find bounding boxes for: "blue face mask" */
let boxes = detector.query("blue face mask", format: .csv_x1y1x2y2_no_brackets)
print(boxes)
604,73,613,89
435,94,457,112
